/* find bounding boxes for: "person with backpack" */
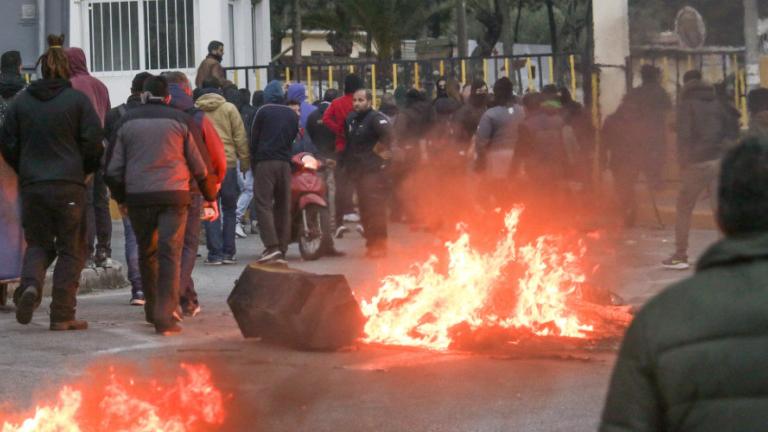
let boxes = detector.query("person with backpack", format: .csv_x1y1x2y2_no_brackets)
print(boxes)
0,37,104,330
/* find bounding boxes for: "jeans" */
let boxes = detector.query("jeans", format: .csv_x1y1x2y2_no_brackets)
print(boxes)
86,170,112,258
204,168,239,260
128,204,188,331
180,193,203,310
354,169,390,249
20,183,87,322
253,160,292,252
335,163,355,227
675,159,720,258
320,164,338,229
236,163,254,222
121,217,142,295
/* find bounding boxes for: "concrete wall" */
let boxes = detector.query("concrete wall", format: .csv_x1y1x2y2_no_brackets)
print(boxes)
0,0,44,70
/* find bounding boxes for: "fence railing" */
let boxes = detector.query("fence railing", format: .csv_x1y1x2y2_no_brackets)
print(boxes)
224,53,587,106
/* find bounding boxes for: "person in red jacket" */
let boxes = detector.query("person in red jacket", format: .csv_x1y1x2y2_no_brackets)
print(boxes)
323,74,364,232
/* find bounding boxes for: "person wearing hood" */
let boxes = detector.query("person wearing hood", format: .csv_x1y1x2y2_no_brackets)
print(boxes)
164,71,226,317
64,45,114,270
474,78,524,180
0,38,104,331
0,50,26,121
287,83,317,129
455,79,489,146
324,75,364,231
195,77,249,266
663,70,737,270
249,80,299,263
195,41,226,89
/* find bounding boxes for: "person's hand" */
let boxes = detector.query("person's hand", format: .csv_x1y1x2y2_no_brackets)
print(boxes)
201,201,220,222
118,204,129,218
325,159,337,169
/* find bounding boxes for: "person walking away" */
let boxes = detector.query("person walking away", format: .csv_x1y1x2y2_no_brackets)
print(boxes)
323,75,364,233
104,72,152,305
65,45,113,269
603,99,645,227
165,72,226,317
195,41,226,89
0,38,103,330
195,78,249,265
287,83,317,129
249,80,298,263
0,50,27,286
662,71,736,270
105,76,217,335
600,136,768,431
344,89,394,258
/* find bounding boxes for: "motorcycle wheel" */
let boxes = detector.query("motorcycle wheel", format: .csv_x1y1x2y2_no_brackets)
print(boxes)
299,204,332,261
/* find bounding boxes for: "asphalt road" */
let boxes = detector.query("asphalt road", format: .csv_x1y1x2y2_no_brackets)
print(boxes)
0,221,718,431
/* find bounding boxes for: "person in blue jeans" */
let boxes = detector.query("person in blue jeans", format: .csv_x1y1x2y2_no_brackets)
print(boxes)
121,217,143,304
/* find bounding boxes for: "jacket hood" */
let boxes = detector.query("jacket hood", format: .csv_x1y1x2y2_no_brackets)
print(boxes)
287,83,307,104
195,92,226,112
64,48,90,77
0,73,25,99
263,81,285,104
27,79,70,101
697,232,768,272
682,80,716,102
168,84,194,111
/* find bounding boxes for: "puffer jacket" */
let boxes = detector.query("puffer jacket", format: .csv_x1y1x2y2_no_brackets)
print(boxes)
600,232,768,432
195,92,249,170
676,80,730,166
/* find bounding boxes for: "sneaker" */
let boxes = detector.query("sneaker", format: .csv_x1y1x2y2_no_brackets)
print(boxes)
94,250,113,268
85,258,96,269
182,304,202,318
662,255,690,270
235,224,247,239
334,225,349,239
204,258,223,266
130,291,146,306
256,248,282,263
15,286,38,325
222,256,238,265
354,224,365,236
156,323,182,336
250,220,259,235
343,213,361,223
50,319,89,331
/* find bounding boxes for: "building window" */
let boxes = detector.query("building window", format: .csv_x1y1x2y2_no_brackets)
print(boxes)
88,0,194,72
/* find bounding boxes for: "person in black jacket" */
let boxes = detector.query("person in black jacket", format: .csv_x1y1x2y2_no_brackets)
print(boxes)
600,136,768,432
344,89,394,258
0,40,104,330
663,71,738,270
249,80,299,263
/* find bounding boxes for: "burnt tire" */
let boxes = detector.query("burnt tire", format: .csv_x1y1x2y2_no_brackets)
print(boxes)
299,204,332,261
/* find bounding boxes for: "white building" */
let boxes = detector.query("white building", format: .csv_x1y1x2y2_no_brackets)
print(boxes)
64,0,271,104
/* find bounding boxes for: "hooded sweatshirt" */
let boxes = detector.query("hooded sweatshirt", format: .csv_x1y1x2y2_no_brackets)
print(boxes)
65,48,111,126
250,80,298,163
0,51,25,100
676,80,730,166
195,91,249,170
287,83,317,129
0,79,103,187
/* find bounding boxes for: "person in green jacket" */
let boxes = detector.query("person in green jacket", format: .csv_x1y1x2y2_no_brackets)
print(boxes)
600,136,768,431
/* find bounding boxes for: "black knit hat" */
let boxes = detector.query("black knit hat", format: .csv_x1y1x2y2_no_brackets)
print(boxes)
131,71,153,93
344,74,364,94
1,51,21,74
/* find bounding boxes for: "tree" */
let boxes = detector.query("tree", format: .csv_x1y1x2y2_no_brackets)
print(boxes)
467,0,504,56
293,0,302,64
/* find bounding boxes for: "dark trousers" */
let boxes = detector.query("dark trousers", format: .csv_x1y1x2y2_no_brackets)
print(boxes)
20,183,87,322
180,193,203,309
86,170,112,257
204,168,239,260
335,164,355,226
128,205,188,330
355,169,389,249
121,217,142,295
253,160,292,251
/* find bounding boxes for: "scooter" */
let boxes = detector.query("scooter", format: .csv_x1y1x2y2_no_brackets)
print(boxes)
290,153,333,261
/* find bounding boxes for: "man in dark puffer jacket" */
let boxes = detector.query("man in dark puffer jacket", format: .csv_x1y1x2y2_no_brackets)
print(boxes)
600,136,768,432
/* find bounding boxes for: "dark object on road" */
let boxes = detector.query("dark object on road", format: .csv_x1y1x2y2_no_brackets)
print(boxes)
228,264,364,350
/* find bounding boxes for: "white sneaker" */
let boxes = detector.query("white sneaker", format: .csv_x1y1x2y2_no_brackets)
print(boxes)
343,213,361,223
235,224,247,239
355,224,365,236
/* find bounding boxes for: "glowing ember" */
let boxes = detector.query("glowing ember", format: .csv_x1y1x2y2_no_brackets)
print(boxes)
362,208,594,350
1,363,225,432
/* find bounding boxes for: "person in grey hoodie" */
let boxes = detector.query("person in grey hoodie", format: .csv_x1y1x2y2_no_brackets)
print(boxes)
474,77,525,181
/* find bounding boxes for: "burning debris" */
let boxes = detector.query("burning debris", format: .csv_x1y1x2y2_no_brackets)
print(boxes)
0,363,225,432
361,208,632,353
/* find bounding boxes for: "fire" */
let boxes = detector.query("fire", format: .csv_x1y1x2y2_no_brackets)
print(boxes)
1,363,225,432
361,208,594,350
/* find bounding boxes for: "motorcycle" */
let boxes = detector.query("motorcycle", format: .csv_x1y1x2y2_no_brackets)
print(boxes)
290,152,333,261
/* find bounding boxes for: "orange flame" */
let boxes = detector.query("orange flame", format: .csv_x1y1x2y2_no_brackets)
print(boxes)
361,208,593,350
1,363,225,432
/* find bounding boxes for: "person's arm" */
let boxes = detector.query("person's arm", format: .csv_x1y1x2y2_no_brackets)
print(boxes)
229,104,250,171
249,109,263,165
599,316,663,432
473,110,494,171
104,128,127,204
322,101,344,137
0,101,20,172
372,113,394,160
213,62,226,83
183,125,217,202
201,115,227,185
78,95,105,175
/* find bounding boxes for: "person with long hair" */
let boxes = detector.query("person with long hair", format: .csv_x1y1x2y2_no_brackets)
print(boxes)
0,35,104,330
